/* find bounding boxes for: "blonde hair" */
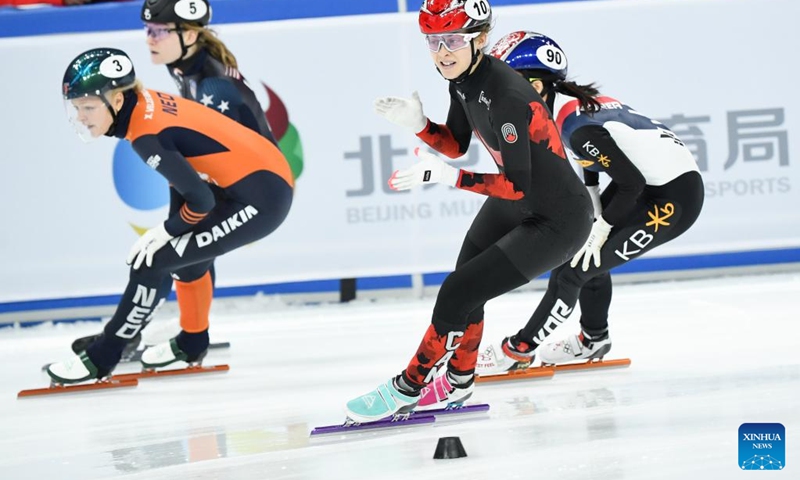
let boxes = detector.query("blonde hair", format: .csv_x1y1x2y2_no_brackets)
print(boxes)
105,79,144,104
182,24,238,69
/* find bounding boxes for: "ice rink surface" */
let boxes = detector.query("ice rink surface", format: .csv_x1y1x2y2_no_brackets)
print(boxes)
2,272,798,480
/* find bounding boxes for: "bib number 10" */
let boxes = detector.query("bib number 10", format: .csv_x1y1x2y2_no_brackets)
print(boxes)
466,0,490,21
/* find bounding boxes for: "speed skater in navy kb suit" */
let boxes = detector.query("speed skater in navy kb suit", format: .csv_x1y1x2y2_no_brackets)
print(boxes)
477,31,704,374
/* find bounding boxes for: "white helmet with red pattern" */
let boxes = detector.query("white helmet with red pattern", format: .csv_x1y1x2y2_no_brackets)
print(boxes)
419,0,492,34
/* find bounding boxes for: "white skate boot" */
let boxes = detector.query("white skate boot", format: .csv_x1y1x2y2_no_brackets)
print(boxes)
538,330,612,365
47,352,106,384
476,337,536,376
141,338,207,370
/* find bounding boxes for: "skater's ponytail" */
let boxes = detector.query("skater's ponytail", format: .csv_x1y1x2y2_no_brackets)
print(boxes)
182,24,239,69
553,79,602,114
517,68,602,114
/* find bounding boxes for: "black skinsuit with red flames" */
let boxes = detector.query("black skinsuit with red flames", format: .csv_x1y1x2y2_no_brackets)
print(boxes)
402,55,594,386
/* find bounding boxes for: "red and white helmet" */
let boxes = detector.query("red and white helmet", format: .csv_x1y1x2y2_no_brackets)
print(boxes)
419,0,493,34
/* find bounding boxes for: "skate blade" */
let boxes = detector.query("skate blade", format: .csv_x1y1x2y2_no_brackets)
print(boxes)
549,357,631,372
310,414,435,436
414,402,491,417
475,366,555,383
112,364,229,381
18,378,138,398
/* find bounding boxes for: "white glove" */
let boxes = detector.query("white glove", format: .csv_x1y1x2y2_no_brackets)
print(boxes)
570,216,613,272
373,91,428,133
126,223,173,270
388,148,460,191
587,184,602,219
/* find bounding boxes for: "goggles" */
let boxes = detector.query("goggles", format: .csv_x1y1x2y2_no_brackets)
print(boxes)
144,23,179,41
425,32,481,53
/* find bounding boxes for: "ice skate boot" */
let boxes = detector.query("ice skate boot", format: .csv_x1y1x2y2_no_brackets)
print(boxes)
539,330,612,365
72,332,141,361
476,336,536,375
344,377,419,424
140,337,207,370
47,352,111,385
415,373,474,411
72,333,101,354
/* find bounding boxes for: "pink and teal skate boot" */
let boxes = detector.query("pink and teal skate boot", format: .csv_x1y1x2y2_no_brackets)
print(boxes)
345,377,419,423
415,373,474,411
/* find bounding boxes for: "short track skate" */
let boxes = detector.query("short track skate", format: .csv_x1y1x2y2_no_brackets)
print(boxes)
18,378,138,398
549,357,631,372
112,363,229,381
476,357,631,383
310,403,490,436
475,365,555,383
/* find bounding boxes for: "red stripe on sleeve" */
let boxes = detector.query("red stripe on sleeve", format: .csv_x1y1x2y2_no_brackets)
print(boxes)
457,172,524,200
416,120,465,159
